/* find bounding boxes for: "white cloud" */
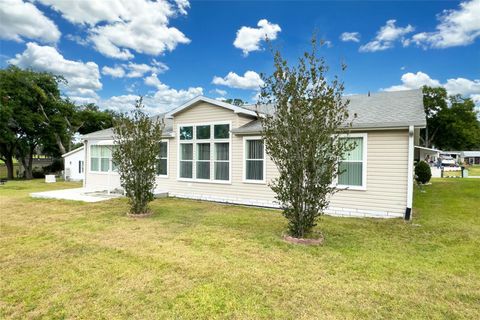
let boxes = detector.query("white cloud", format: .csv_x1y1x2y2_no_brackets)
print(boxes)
444,78,480,96
213,89,227,96
212,71,264,90
233,19,281,56
38,0,190,60
383,71,480,102
102,66,125,78
411,0,480,48
340,32,360,42
9,42,102,103
359,19,414,52
101,74,202,113
0,0,60,43
101,60,168,78
383,72,441,91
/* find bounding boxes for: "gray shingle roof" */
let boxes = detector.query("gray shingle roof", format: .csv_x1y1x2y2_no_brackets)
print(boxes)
81,114,174,140
233,89,426,134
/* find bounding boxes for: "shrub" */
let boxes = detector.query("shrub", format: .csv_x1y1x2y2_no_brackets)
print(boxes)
112,98,164,215
415,161,432,184
32,168,45,179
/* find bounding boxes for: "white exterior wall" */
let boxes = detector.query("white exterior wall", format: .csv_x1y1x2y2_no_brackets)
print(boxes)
63,149,85,181
84,102,410,218
84,139,121,190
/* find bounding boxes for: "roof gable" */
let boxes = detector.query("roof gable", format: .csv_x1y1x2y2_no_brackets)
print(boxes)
165,96,257,118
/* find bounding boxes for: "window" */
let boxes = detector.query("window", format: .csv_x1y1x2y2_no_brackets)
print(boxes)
79,160,84,174
244,137,265,182
196,143,210,179
214,143,229,180
214,124,229,139
180,143,193,178
196,125,210,139
338,135,366,189
156,141,168,176
178,123,230,182
180,126,193,140
90,145,114,172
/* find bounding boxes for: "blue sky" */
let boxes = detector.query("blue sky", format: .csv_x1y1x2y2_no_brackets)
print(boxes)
0,0,479,113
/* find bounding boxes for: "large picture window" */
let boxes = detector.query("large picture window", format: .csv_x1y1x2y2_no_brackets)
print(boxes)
244,137,265,183
178,123,230,182
90,145,114,172
156,141,168,176
338,135,367,189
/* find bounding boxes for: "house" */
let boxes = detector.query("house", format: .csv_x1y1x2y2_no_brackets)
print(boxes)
414,146,441,165
62,146,85,181
461,151,480,165
81,89,426,219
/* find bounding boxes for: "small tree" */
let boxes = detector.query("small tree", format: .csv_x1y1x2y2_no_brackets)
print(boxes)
415,161,432,184
259,39,354,238
113,98,164,215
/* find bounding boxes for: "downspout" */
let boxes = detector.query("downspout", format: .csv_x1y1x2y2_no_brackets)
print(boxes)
405,125,414,220
83,140,87,189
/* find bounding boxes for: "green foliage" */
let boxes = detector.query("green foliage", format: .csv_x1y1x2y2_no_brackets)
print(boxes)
0,65,115,179
422,86,480,150
112,98,164,215
415,161,432,184
223,98,245,106
259,39,353,238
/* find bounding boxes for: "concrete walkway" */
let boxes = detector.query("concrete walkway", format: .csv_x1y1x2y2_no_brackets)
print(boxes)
30,188,123,203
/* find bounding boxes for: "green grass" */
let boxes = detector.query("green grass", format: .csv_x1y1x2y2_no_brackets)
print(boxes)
1,179,479,319
466,165,480,176
0,164,20,179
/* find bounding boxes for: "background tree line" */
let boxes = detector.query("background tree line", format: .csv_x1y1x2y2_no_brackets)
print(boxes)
421,86,480,151
0,66,116,179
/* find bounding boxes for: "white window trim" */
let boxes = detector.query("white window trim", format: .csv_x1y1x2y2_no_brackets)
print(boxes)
336,132,368,191
89,145,117,175
176,121,232,184
243,136,267,184
157,139,169,178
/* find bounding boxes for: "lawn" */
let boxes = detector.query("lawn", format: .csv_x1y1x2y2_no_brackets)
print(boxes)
467,165,480,176
1,179,479,319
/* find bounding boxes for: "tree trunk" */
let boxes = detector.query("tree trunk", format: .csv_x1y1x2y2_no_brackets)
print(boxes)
0,144,16,180
4,156,14,180
20,145,35,179
54,133,67,154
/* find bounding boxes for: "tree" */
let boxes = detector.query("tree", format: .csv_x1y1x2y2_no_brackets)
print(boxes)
112,98,164,215
422,86,480,150
223,98,245,106
0,66,59,179
258,39,353,238
0,66,116,179
421,86,448,148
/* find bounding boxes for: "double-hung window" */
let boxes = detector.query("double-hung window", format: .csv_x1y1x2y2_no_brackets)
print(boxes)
178,123,230,182
156,141,168,176
244,137,265,183
90,145,114,172
338,134,367,190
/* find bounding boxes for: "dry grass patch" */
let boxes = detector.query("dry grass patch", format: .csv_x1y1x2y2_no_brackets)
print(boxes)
1,179,479,319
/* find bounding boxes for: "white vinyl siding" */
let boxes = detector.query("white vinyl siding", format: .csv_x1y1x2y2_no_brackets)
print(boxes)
84,101,410,218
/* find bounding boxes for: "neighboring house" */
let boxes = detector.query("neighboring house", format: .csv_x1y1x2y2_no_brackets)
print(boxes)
461,151,480,165
62,146,85,181
415,146,441,165
81,89,426,219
